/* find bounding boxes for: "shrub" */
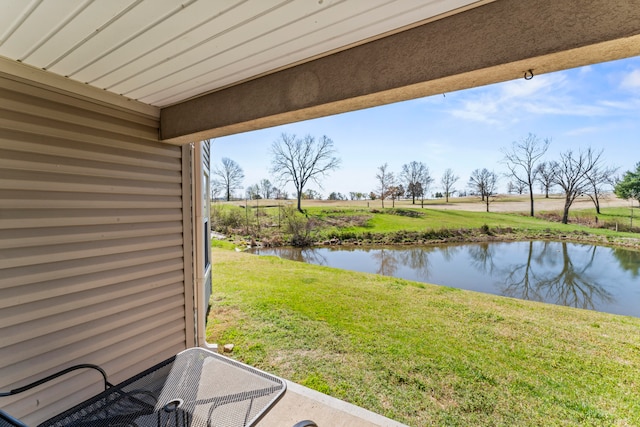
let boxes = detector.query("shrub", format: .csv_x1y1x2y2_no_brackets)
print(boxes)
282,205,314,246
211,206,245,233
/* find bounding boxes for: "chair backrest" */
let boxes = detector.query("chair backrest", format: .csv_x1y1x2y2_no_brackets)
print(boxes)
0,364,110,399
0,409,28,427
0,364,110,427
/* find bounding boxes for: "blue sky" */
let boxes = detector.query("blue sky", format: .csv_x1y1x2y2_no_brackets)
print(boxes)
211,56,640,198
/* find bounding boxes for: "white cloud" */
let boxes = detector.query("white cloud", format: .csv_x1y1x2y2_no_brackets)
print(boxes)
564,126,602,136
578,65,593,76
499,73,565,99
620,69,640,91
598,99,640,111
522,101,606,117
450,98,501,125
445,70,625,125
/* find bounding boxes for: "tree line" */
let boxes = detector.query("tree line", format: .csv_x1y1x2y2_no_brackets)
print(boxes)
373,133,630,224
212,132,639,224
212,133,340,212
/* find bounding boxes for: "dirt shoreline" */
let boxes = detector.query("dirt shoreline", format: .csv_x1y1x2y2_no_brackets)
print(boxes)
222,194,640,250
314,228,640,251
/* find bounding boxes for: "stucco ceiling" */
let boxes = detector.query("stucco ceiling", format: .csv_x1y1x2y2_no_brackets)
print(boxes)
0,0,490,107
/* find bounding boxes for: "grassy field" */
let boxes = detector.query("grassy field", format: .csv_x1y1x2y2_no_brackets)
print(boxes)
212,197,640,249
208,196,639,425
215,193,634,213
207,248,640,426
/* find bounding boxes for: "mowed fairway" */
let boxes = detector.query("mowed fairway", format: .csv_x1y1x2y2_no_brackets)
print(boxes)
223,193,632,213
207,248,640,426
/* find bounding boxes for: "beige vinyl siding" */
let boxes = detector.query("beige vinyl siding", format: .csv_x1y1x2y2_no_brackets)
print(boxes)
0,74,188,424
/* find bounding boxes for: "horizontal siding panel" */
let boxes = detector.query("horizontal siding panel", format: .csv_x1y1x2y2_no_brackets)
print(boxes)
0,112,179,159
0,303,185,368
1,300,186,385
0,88,157,140
0,169,182,196
0,190,181,210
0,75,188,423
0,246,182,289
1,272,184,326
100,335,188,390
1,280,185,346
0,262,184,312
0,76,159,128
0,221,183,249
0,208,182,229
0,235,183,269
0,128,181,170
0,259,184,308
0,149,181,183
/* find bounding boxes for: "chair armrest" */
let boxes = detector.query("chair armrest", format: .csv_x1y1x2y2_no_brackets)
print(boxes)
0,364,112,397
0,409,29,427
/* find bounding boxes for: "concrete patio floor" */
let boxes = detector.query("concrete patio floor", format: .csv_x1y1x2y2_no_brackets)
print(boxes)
257,381,408,427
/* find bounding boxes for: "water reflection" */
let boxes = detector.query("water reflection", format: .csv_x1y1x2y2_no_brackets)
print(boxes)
497,242,613,311
500,241,545,302
467,243,498,275
398,247,434,275
266,247,329,265
612,247,640,277
370,249,399,276
250,241,640,317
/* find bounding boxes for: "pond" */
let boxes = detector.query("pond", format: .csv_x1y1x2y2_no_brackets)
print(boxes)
250,241,640,317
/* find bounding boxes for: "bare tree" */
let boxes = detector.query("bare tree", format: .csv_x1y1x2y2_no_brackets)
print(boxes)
535,161,558,198
389,184,404,208
375,163,394,208
468,168,499,212
419,166,434,208
502,134,550,216
259,178,274,199
440,168,459,203
212,157,244,201
270,133,340,212
553,148,603,224
245,183,260,199
401,161,427,204
272,187,288,200
304,189,321,200
210,183,222,200
406,182,423,203
584,163,618,214
507,181,527,194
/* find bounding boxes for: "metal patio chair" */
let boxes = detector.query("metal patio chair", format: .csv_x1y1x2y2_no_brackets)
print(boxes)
1,349,318,427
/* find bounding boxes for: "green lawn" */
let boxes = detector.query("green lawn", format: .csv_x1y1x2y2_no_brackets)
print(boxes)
307,207,639,248
212,201,639,248
207,248,640,426
568,206,638,230
304,205,635,234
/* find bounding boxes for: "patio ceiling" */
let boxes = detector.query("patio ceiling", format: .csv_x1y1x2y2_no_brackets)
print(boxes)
0,0,490,108
2,0,639,143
